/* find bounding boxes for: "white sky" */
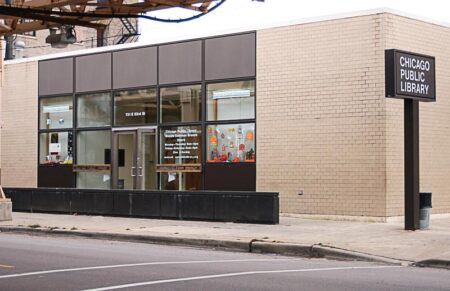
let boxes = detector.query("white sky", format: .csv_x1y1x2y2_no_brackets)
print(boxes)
139,0,450,42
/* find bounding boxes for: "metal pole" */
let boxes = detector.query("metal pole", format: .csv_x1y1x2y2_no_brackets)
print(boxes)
404,99,420,230
4,34,14,60
97,27,105,47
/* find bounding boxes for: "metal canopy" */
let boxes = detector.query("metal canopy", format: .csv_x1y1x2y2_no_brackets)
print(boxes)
0,0,219,35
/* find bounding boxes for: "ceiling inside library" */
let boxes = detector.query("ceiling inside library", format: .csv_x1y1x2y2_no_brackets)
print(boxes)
0,0,223,35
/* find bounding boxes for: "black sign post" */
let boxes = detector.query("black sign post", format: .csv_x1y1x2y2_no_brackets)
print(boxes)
385,49,436,230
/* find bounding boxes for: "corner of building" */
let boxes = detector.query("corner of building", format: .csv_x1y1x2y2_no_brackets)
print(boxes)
1,60,38,187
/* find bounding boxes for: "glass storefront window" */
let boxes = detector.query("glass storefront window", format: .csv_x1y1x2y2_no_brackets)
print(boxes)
159,125,202,190
160,125,202,165
114,88,157,126
39,132,73,164
160,85,201,123
207,80,255,121
77,92,111,127
76,130,111,189
206,123,255,163
39,96,73,129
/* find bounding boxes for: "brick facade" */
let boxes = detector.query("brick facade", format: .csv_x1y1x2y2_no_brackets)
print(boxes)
256,14,387,217
1,61,38,187
256,12,450,217
384,14,450,216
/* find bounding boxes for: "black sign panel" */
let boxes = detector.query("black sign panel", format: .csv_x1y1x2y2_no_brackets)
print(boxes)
385,50,436,102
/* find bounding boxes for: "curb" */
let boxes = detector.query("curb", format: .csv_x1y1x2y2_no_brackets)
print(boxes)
0,226,250,253
0,226,406,266
251,241,314,258
413,259,450,270
311,245,406,265
250,241,405,265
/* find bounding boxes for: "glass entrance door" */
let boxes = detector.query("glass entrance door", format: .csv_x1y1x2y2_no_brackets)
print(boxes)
112,128,157,190
137,129,157,190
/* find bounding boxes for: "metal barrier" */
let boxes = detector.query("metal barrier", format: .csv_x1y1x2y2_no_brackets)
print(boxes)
4,187,279,224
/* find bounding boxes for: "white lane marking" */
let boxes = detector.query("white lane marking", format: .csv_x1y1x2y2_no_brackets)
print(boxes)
0,258,300,279
82,265,403,291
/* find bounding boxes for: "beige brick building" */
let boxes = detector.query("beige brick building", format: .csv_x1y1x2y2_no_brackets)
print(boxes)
1,10,449,220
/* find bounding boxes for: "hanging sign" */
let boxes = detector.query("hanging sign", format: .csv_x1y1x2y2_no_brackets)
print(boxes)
385,49,436,102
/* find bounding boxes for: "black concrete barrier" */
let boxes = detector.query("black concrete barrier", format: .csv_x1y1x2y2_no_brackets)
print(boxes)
4,188,279,224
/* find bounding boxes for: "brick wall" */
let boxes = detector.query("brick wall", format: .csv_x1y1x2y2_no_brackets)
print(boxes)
385,14,450,216
1,61,38,187
256,12,450,217
256,14,387,216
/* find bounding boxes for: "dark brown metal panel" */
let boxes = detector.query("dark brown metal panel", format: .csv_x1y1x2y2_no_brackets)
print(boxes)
75,53,111,93
38,165,75,188
39,58,73,96
385,49,395,97
113,47,157,89
404,99,420,230
204,163,256,191
159,40,202,85
205,33,256,81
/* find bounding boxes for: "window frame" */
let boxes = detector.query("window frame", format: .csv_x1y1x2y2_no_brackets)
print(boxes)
159,83,203,125
39,95,74,130
76,90,112,129
205,122,255,164
38,131,73,165
206,79,256,122
204,78,256,165
113,87,158,127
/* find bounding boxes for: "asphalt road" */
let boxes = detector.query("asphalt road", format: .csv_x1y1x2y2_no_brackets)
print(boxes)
0,233,449,291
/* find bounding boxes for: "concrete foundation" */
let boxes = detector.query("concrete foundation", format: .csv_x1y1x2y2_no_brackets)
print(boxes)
0,199,12,221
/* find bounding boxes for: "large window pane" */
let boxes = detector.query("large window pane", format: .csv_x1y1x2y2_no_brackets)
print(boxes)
160,126,202,165
160,172,201,191
114,88,157,126
160,85,201,123
39,131,73,164
159,126,201,191
77,92,111,127
76,130,111,189
207,80,255,121
206,123,255,163
39,96,73,129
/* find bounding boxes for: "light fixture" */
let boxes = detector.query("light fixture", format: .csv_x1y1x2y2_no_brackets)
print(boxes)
45,26,76,48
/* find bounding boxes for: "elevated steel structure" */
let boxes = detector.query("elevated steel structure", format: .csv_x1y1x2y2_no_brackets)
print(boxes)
0,0,220,35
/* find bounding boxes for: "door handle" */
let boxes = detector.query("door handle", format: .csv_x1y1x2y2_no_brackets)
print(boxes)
131,167,136,177
138,167,143,177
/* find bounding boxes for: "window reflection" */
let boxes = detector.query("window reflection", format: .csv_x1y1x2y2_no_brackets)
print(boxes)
206,123,255,163
114,88,157,126
39,132,73,164
76,130,111,189
39,96,73,129
160,85,201,123
207,80,255,121
77,92,111,127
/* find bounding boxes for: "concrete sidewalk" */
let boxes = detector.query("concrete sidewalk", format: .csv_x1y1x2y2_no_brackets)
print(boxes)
1,212,449,268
